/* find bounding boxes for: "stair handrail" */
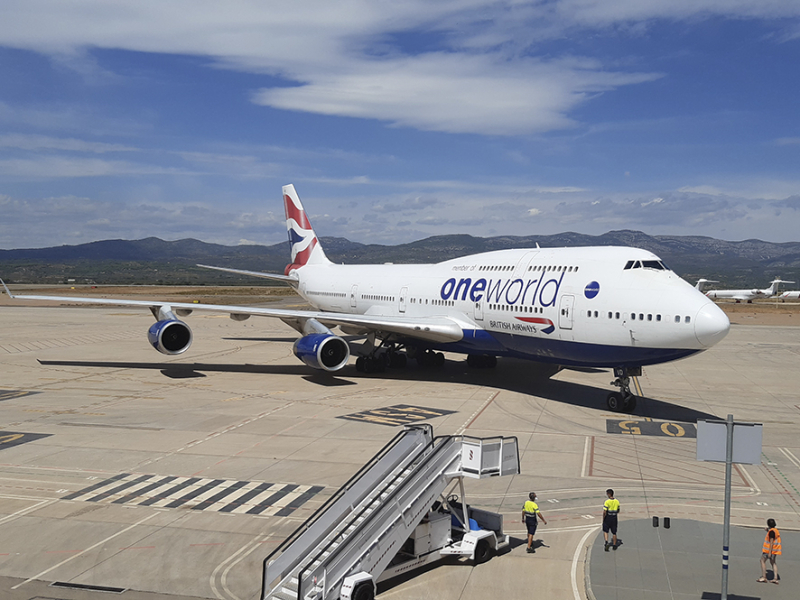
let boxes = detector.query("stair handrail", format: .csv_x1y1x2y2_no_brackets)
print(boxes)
297,435,458,600
261,424,432,599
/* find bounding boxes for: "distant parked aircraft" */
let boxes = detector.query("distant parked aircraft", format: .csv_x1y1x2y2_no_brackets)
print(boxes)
704,279,794,303
694,279,718,291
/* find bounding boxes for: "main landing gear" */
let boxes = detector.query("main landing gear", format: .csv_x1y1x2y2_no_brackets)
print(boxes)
607,366,641,414
355,339,409,373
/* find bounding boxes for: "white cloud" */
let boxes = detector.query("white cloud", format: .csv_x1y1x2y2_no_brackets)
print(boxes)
679,185,724,195
3,1,795,136
253,54,658,135
0,156,191,178
0,133,137,153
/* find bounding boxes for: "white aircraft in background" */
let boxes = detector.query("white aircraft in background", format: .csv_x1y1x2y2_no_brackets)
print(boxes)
779,290,800,300
695,279,718,291
704,278,794,303
2,185,731,414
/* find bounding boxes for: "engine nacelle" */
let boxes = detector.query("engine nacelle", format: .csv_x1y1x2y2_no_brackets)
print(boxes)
148,319,193,355
293,333,350,371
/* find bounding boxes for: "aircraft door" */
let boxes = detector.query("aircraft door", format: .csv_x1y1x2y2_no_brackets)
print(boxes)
513,251,540,278
350,285,358,310
399,287,408,313
474,299,484,321
559,294,574,330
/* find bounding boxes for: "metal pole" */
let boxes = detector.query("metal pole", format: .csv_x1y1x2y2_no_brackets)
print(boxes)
721,414,733,600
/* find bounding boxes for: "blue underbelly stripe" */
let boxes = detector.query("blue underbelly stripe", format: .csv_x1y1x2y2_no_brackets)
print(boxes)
412,329,700,368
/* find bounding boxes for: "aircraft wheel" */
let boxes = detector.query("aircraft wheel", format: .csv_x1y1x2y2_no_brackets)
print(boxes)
355,356,365,372
389,353,407,368
623,395,637,413
434,352,445,367
606,392,624,412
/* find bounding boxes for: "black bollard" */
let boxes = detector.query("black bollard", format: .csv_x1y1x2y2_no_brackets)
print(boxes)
664,517,670,529
652,516,659,527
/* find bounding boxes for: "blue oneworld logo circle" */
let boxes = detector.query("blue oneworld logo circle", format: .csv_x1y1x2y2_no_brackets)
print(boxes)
584,281,600,299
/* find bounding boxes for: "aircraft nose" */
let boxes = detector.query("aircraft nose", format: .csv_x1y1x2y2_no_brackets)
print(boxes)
694,303,730,348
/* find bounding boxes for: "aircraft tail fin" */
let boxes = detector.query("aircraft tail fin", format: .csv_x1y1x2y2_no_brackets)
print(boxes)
282,184,331,275
767,278,794,296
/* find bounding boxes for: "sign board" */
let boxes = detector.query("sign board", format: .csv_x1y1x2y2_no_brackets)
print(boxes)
696,420,762,465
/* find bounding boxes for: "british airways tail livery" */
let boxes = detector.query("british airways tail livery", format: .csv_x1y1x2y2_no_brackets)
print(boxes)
2,185,730,414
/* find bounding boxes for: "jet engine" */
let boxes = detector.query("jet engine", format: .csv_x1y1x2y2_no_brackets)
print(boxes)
148,318,193,355
293,333,350,371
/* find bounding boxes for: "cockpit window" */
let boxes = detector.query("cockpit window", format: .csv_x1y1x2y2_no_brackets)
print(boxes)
625,259,671,271
642,260,664,270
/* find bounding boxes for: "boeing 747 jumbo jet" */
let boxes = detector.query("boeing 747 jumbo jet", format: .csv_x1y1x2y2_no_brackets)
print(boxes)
3,185,731,414
704,278,794,303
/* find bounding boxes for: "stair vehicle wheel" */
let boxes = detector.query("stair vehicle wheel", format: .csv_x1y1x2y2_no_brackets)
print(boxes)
474,538,493,565
606,392,623,412
352,581,375,600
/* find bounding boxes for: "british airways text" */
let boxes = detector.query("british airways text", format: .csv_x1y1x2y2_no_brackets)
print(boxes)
440,272,565,306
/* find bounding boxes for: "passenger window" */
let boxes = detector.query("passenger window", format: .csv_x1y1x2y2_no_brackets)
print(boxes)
647,314,652,321
656,315,661,322
615,312,620,319
674,315,680,323
587,310,592,317
639,313,644,320
631,313,636,320
608,312,612,318
594,311,598,317
685,316,691,323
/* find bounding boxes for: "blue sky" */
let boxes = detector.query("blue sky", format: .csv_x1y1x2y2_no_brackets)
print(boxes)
1,1,800,249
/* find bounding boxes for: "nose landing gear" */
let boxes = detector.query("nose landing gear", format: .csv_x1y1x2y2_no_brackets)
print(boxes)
607,366,641,413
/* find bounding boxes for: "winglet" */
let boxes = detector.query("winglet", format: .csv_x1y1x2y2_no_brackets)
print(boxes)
0,278,14,298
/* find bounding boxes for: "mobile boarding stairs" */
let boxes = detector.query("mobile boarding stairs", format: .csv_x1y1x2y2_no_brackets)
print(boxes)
261,424,520,600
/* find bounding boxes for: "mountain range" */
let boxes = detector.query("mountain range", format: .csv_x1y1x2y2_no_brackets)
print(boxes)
3,231,800,287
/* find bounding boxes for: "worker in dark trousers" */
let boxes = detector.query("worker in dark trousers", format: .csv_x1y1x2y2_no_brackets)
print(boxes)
521,492,547,553
603,489,620,551
758,518,781,584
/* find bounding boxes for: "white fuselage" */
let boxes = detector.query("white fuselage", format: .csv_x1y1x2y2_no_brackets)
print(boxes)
289,246,730,368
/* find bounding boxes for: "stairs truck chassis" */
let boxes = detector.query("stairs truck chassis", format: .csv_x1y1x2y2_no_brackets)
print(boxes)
262,424,520,600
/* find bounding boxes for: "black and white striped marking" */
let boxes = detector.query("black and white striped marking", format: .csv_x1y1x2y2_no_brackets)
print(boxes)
63,473,324,517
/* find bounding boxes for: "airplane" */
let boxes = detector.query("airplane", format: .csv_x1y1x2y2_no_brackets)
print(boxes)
694,279,718,291
2,184,731,414
704,278,794,303
778,291,800,300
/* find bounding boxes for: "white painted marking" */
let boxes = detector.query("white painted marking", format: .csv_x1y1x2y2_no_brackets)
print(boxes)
581,436,590,478
11,512,157,589
781,447,800,470
571,526,599,600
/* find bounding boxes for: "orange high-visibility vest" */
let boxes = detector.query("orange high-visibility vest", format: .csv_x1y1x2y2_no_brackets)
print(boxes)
763,528,782,555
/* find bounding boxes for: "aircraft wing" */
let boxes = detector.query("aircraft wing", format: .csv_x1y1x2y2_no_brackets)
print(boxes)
1,281,463,344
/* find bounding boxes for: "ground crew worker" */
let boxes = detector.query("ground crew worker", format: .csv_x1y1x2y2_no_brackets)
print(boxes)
521,492,547,553
603,489,620,551
758,518,781,584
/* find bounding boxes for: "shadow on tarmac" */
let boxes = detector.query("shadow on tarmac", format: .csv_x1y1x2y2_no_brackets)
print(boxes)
37,356,717,421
